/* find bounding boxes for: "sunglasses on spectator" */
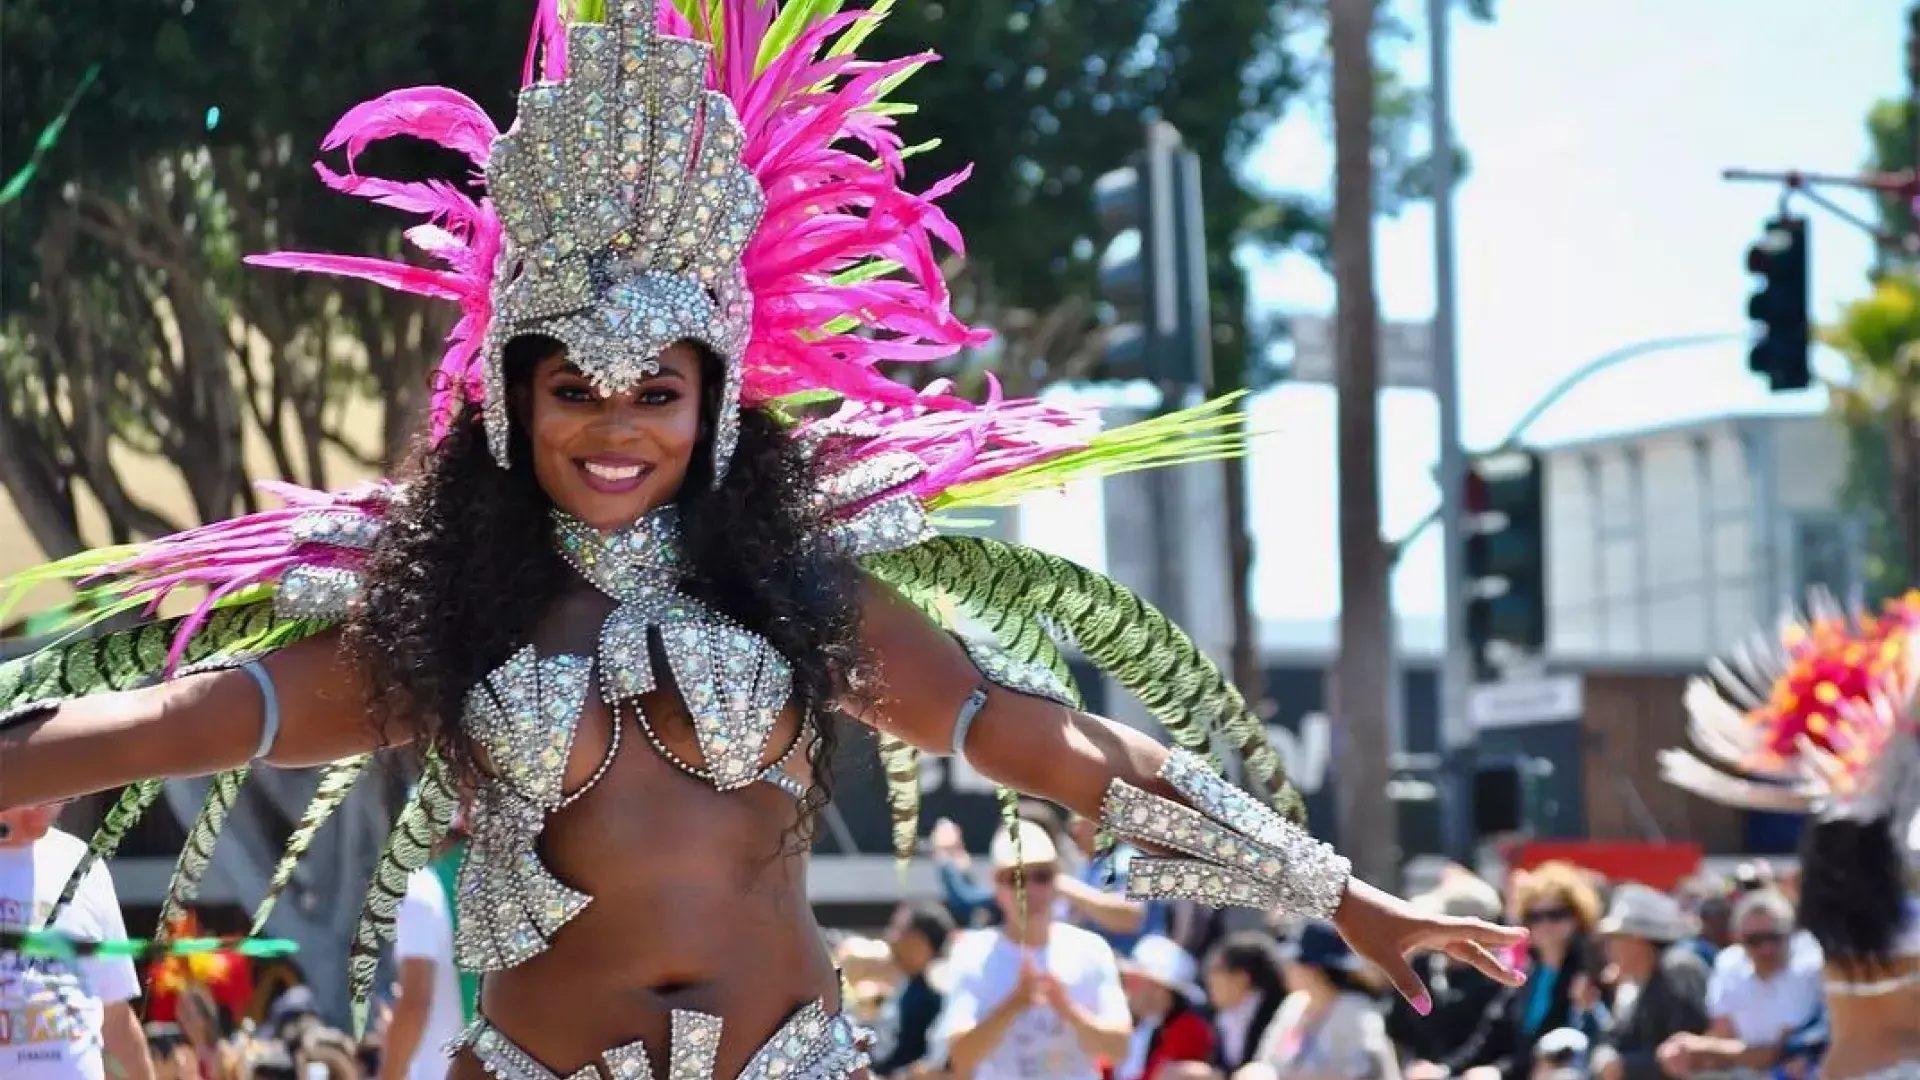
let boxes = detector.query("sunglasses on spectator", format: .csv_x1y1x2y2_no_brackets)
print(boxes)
1742,930,1786,947
1523,907,1574,925
996,868,1057,887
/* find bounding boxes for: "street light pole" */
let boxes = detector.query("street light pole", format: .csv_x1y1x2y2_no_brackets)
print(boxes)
1425,0,1476,862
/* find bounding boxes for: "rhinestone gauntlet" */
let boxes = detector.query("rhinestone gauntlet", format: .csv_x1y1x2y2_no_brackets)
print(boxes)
1100,748,1352,921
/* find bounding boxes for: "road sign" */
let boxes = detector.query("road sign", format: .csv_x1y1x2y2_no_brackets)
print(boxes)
1286,315,1435,390
1469,674,1582,730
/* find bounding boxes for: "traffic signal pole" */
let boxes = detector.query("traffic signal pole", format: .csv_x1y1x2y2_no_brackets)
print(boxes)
1426,0,1477,862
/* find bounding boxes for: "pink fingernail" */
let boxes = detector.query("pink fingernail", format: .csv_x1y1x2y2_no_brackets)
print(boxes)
1413,992,1432,1016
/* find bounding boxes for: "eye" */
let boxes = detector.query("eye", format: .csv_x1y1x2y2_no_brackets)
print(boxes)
636,387,681,406
551,382,596,404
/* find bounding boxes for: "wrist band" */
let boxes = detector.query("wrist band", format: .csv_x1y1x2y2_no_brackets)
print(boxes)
949,685,990,761
241,661,282,761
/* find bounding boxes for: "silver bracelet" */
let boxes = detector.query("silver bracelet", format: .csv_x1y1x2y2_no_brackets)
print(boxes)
239,660,283,761
949,685,990,761
1099,748,1352,921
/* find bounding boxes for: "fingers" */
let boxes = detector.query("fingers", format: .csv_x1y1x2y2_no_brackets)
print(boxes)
1379,954,1432,1016
1455,916,1530,947
1446,940,1524,986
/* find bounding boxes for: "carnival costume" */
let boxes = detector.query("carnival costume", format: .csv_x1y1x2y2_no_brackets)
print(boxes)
0,1,1356,1076
1660,591,1920,1080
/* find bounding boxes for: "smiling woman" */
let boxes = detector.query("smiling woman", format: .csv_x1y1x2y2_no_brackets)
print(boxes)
0,3,1527,1079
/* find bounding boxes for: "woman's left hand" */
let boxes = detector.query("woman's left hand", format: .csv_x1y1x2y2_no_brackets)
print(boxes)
1330,877,1530,1013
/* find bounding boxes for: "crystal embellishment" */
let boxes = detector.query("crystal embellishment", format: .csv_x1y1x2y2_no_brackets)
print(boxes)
454,1000,870,1080
553,508,794,792
274,566,365,622
1099,748,1351,922
953,634,1078,709
480,0,764,488
453,647,596,971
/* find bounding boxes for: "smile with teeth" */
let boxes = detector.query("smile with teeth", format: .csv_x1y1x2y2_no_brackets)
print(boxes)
583,461,646,481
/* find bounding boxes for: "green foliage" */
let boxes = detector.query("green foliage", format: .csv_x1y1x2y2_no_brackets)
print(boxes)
1832,10,1920,592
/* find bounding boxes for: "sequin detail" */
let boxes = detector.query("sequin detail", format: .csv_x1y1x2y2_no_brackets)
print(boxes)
273,566,364,621
454,1002,870,1080
454,647,596,971
1099,748,1351,921
553,508,794,792
481,0,763,486
954,634,1077,708
288,510,383,550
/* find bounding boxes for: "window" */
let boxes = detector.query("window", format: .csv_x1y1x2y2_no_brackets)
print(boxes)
1792,515,1856,598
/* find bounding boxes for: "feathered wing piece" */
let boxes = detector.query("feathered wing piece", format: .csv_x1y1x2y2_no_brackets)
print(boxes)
1662,590,1920,833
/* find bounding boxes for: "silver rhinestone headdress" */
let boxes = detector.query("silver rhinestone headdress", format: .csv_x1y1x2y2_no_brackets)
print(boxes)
482,0,764,486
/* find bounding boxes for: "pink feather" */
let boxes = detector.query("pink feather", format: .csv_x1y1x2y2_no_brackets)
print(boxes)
323,87,500,169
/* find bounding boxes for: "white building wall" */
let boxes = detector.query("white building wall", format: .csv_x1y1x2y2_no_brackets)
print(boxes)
1543,414,1852,664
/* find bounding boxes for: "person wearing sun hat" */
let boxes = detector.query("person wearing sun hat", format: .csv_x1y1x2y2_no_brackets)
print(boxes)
935,821,1132,1080
1116,934,1216,1080
1589,885,1710,1080
1240,922,1400,1080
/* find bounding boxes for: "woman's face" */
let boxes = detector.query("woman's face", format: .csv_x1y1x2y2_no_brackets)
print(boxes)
1204,958,1252,1008
522,341,706,530
1521,894,1579,954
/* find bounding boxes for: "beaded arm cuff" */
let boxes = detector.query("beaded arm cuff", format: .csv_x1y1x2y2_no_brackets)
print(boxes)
1099,748,1351,921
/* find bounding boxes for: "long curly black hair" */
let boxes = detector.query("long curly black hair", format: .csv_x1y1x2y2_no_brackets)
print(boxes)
346,334,867,843
1795,816,1911,971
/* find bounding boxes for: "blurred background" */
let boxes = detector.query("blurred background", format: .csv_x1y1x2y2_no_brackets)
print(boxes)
0,0,1912,1071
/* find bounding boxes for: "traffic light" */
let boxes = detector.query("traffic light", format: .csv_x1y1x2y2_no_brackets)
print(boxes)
1089,120,1212,390
1745,215,1810,393
1464,449,1546,682
1472,761,1524,837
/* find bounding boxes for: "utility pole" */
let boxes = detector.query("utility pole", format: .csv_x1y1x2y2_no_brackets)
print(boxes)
1330,0,1398,886
1426,0,1477,862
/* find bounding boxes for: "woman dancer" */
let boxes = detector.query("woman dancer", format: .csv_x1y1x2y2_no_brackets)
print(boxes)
0,3,1525,1080
1661,593,1920,1080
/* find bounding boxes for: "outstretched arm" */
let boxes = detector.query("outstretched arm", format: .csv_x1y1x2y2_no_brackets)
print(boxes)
0,630,397,810
847,575,1528,1006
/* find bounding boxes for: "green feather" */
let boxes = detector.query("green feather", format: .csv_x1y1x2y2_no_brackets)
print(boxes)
865,536,1302,823
876,734,922,869
929,393,1255,513
156,769,250,938
251,755,375,934
349,753,459,1038
41,781,165,931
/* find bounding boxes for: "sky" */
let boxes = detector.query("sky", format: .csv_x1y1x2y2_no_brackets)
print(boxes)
1020,0,1908,633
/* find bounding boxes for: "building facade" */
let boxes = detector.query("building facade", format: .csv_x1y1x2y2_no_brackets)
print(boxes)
1542,411,1859,663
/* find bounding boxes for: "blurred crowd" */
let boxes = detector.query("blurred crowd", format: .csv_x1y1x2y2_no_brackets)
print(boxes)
831,802,1827,1080
5,804,1832,1080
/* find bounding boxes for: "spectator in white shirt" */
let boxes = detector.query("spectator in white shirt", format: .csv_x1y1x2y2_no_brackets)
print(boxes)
935,820,1132,1080
380,851,467,1080
1657,889,1822,1078
0,803,153,1080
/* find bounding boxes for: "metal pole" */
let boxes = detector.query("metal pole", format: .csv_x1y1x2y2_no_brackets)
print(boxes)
1425,0,1476,862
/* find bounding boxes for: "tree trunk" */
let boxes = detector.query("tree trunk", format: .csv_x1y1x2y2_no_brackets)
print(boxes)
1329,0,1399,889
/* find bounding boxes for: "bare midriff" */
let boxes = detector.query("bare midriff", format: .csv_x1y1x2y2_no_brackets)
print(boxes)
449,593,845,1080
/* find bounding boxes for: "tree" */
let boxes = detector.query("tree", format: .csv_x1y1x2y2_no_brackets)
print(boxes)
1328,0,1396,887
0,0,527,563
1825,275,1920,597
1828,4,1920,597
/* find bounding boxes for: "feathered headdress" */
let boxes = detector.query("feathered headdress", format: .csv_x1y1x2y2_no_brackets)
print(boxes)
247,0,988,483
1660,590,1920,864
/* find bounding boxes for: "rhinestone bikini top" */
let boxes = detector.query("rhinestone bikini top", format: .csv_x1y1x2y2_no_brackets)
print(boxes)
450,507,802,972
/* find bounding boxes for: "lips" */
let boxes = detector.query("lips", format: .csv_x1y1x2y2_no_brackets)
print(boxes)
577,456,653,494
